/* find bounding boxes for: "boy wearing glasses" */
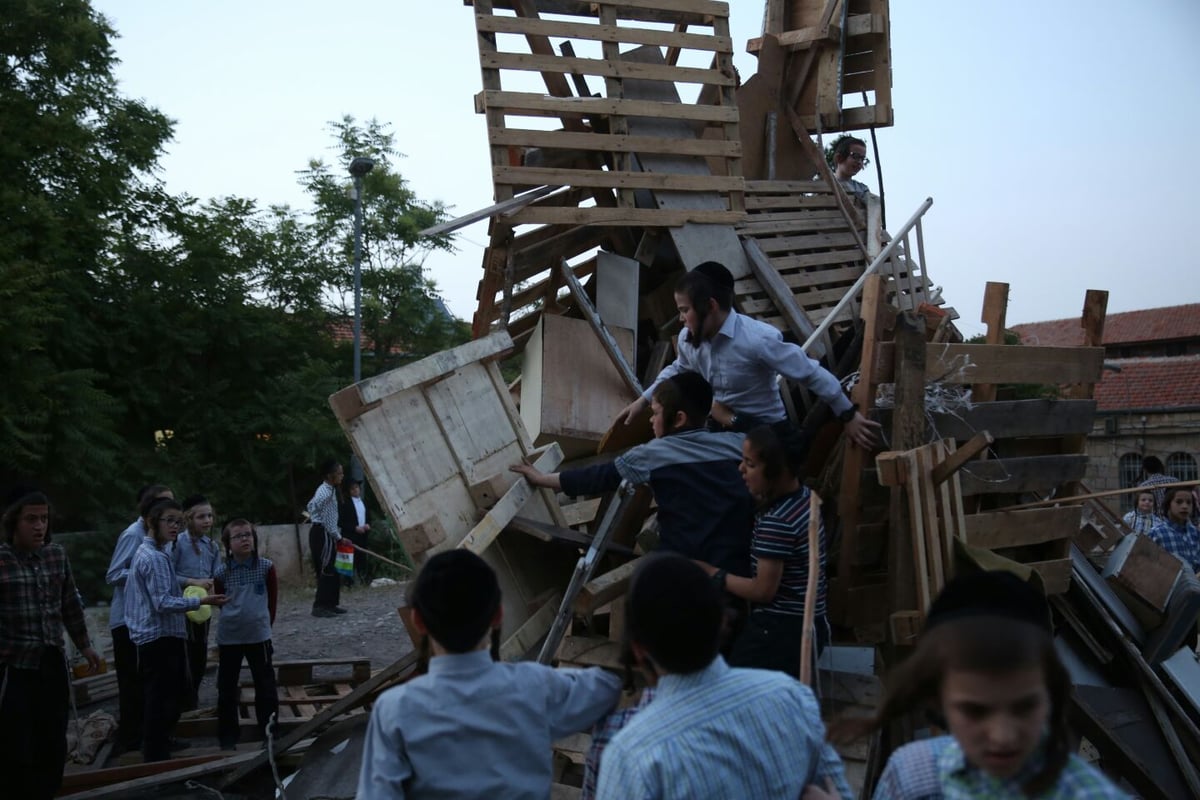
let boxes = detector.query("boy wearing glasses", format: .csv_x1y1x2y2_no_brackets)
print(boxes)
214,520,279,750
831,134,870,205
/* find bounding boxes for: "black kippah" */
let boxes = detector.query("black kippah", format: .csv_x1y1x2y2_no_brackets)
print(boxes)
3,484,41,510
925,570,1051,633
693,261,734,291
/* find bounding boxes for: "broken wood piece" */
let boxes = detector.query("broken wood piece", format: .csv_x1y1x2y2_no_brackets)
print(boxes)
961,506,1080,551
888,610,922,646
574,558,637,615
468,472,514,510
929,431,993,485
1103,534,1183,618
459,442,565,554
556,636,624,671
562,498,601,527
400,517,447,556
500,591,562,661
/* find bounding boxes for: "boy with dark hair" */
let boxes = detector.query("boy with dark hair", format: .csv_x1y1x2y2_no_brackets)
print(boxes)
1138,456,1175,514
594,554,851,800
513,373,753,575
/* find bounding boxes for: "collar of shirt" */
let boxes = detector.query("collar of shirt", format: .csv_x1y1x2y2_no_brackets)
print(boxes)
715,309,740,341
427,648,494,677
654,654,729,700
937,736,1047,796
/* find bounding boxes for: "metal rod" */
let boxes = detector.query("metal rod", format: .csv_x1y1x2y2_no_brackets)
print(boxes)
801,197,933,354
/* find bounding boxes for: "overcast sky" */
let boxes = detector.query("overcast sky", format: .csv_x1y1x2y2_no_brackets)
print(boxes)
92,0,1200,337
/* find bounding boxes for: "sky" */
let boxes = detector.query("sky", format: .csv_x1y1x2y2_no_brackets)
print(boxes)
92,0,1200,338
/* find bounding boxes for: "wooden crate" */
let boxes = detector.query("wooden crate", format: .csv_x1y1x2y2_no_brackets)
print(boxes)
328,331,577,642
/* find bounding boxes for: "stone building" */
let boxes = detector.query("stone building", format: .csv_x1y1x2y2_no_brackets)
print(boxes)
1012,303,1200,514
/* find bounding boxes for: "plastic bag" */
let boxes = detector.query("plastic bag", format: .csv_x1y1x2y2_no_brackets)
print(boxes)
335,540,355,577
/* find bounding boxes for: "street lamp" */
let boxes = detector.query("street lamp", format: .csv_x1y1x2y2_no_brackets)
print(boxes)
348,156,375,483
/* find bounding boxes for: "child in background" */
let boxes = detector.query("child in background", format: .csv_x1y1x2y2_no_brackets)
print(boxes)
214,519,279,750
357,549,621,800
810,571,1126,799
125,498,226,762
1148,487,1200,573
1122,490,1163,536
171,494,221,710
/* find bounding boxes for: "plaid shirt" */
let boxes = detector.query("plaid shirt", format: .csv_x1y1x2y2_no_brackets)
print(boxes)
0,542,91,669
874,735,1129,799
581,687,657,800
1148,519,1200,573
125,537,200,646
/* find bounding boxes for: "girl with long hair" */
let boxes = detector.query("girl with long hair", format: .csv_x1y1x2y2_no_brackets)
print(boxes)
171,494,221,709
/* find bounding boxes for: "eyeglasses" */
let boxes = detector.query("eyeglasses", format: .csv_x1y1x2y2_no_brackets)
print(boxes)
848,152,870,165
162,516,184,527
230,532,254,541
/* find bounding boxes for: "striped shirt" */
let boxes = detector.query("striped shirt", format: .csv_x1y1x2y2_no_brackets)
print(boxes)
751,486,827,617
595,657,853,800
1121,510,1162,536
104,519,145,629
874,735,1129,799
125,537,201,646
0,543,91,669
170,531,221,586
306,482,341,538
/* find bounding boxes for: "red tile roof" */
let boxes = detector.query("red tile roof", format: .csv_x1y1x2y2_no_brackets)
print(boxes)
1094,355,1200,412
1012,303,1200,347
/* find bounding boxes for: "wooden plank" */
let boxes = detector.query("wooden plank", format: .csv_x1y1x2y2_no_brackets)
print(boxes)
930,432,993,485
476,14,731,51
574,558,637,614
556,635,624,670
756,231,862,254
737,215,850,236
481,51,735,86
741,237,823,358
61,752,260,799
483,90,738,123
562,498,601,526
592,0,729,17
500,591,563,660
1029,558,1073,594
494,165,743,192
962,506,1081,550
506,206,745,226
869,343,1106,386
958,455,1089,497
747,23,841,52
459,443,565,553
489,127,741,158
745,179,830,193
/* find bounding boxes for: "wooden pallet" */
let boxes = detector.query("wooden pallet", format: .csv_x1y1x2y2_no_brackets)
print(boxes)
472,0,743,226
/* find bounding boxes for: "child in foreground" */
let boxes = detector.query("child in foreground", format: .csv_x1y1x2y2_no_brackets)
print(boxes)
810,571,1128,799
356,549,621,800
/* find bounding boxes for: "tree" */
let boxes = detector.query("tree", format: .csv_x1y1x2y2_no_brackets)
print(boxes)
0,0,173,515
297,116,467,373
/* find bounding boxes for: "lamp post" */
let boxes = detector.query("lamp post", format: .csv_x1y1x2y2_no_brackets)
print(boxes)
348,156,375,483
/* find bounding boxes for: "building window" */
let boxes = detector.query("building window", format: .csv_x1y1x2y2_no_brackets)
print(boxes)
1118,453,1144,513
1166,452,1198,483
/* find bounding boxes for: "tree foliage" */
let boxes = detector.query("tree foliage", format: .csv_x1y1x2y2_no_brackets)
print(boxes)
1,7,467,528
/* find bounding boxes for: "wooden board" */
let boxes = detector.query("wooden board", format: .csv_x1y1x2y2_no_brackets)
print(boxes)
957,455,1089,497
329,331,575,639
962,506,1081,550
521,315,639,458
873,399,1097,442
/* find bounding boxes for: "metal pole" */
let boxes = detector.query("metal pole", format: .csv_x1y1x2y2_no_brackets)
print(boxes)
352,173,365,386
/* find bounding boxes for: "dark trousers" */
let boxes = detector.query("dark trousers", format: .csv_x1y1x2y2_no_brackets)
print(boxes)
729,611,830,679
348,529,370,583
309,524,341,610
0,648,70,799
138,637,187,762
183,618,210,711
217,641,279,748
111,624,143,748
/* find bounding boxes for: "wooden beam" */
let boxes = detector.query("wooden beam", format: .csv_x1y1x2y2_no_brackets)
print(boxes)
958,455,1089,497
419,186,561,237
930,431,993,485
996,480,1200,512
870,343,1106,386
459,443,565,553
962,506,1081,550
574,559,638,614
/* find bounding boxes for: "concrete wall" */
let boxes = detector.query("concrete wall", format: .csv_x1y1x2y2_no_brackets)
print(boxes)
1084,409,1200,514
256,522,312,584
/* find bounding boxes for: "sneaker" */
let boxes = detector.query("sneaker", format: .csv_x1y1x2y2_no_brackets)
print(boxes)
333,606,349,614
312,607,337,618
